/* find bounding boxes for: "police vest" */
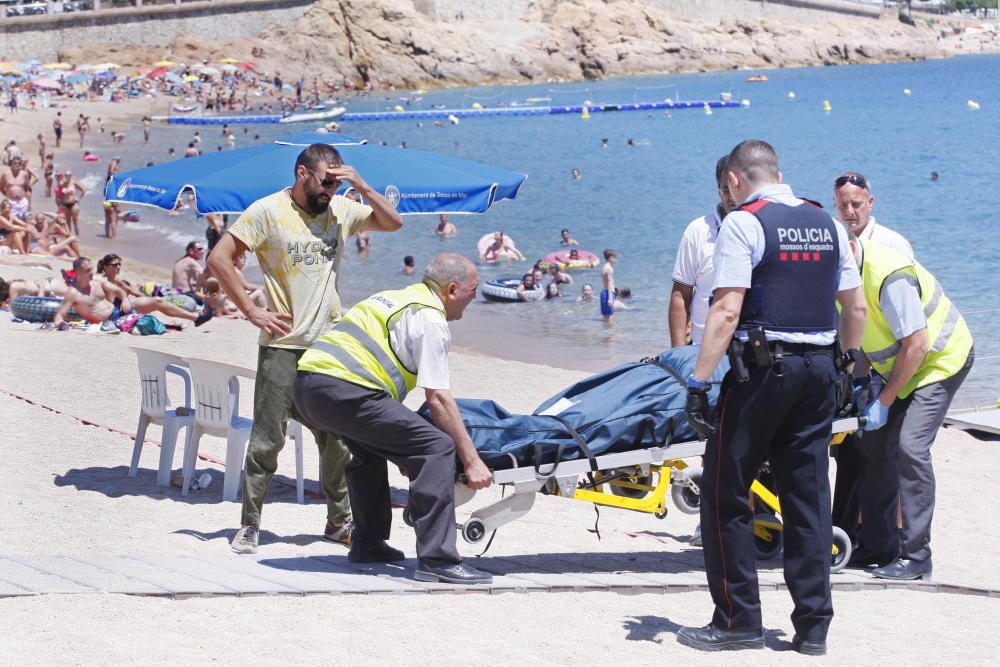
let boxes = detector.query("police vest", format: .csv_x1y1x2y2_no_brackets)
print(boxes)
298,282,446,401
738,198,840,333
859,240,973,398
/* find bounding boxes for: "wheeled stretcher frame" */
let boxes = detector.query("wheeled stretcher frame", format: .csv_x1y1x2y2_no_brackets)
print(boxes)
448,417,858,570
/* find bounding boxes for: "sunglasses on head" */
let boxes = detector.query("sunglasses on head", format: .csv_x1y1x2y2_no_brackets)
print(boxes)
835,173,868,190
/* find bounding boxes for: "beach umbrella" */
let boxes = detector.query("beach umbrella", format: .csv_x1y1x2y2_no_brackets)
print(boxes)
43,63,72,70
165,72,184,84
66,73,90,83
104,131,528,215
22,59,41,67
182,74,200,83
239,62,256,70
93,62,120,71
218,58,241,64
153,60,177,67
31,77,62,90
196,66,220,77
147,66,168,79
220,64,238,72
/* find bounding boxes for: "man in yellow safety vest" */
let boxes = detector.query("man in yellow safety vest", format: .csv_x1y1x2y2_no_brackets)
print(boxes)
293,253,494,585
844,225,973,581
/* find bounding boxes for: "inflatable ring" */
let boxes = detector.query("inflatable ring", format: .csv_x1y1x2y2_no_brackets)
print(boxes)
83,154,99,162
122,210,141,222
481,278,543,303
477,232,523,263
10,295,77,322
541,249,600,270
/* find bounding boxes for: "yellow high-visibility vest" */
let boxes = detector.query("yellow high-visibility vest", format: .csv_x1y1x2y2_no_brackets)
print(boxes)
860,240,973,398
298,282,445,401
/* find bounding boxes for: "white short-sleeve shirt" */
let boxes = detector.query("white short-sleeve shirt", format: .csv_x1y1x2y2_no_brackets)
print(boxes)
857,217,914,260
671,205,724,344
388,292,452,391
713,183,862,344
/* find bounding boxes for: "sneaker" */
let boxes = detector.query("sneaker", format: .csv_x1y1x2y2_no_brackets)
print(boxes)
323,520,353,547
690,523,703,547
231,525,259,554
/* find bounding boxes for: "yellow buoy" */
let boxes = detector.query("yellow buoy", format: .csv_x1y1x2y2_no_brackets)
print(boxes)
581,107,590,120
822,100,832,113
471,102,483,110
393,105,404,112
788,91,796,99
968,100,981,110
704,103,713,116
903,88,912,96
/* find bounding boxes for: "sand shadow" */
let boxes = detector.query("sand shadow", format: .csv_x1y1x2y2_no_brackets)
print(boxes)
174,527,328,547
53,465,319,505
257,548,706,578
623,615,789,649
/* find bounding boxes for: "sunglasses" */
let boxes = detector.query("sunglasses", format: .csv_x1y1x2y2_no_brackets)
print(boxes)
834,173,868,190
305,167,342,190
107,263,122,268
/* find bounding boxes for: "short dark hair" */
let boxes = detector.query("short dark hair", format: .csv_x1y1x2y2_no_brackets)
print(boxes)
186,241,202,253
295,143,343,174
715,155,729,187
72,256,90,271
727,140,779,186
403,255,414,266
603,249,618,260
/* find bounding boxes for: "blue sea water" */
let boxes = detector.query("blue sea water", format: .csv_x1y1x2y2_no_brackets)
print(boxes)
93,54,1000,407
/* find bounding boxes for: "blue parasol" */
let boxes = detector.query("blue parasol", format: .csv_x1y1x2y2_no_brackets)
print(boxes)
104,131,527,215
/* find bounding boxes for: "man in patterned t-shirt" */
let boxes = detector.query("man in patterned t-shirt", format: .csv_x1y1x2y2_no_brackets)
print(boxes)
209,143,403,555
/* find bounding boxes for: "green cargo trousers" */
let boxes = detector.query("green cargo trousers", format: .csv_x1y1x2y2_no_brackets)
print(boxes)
240,346,351,528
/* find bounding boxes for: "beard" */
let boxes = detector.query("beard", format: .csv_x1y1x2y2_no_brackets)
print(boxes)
304,189,331,215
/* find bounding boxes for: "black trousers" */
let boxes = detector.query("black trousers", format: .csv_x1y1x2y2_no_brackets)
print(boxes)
700,352,838,643
293,372,461,563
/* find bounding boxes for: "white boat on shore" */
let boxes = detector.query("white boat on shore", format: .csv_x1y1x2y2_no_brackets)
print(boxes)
279,106,347,124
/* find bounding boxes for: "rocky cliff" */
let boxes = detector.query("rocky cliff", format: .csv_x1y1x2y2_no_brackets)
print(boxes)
63,0,966,87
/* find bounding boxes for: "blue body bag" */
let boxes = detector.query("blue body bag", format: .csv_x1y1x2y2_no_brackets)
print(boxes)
421,346,729,471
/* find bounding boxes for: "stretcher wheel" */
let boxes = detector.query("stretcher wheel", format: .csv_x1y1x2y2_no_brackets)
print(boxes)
753,513,783,560
462,518,487,544
671,467,703,515
609,473,654,499
402,506,415,528
831,526,853,573
654,507,668,520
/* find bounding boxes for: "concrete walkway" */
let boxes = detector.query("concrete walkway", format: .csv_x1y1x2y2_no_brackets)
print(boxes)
2,552,998,599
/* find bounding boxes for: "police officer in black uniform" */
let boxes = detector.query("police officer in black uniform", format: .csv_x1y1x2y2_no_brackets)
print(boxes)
677,140,867,656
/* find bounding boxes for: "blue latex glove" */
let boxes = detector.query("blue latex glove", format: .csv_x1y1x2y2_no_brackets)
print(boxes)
862,399,890,431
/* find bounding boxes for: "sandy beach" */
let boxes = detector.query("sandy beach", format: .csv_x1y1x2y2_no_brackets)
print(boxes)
1,257,999,662
3,38,1000,663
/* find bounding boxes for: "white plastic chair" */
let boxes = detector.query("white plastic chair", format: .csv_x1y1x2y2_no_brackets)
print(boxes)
129,347,195,486
182,357,304,503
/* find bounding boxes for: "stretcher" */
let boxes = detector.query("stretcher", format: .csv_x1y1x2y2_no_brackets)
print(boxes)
438,417,858,571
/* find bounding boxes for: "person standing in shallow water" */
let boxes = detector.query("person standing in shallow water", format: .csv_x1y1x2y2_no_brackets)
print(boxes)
209,143,403,556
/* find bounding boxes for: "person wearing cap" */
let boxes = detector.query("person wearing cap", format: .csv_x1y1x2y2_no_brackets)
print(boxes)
294,253,494,584
837,220,973,580
678,140,866,656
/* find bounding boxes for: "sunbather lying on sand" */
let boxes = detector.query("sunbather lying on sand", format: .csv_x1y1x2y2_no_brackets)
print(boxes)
53,256,213,329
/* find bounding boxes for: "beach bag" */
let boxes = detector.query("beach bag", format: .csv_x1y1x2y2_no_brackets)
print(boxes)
132,314,167,336
421,347,729,471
